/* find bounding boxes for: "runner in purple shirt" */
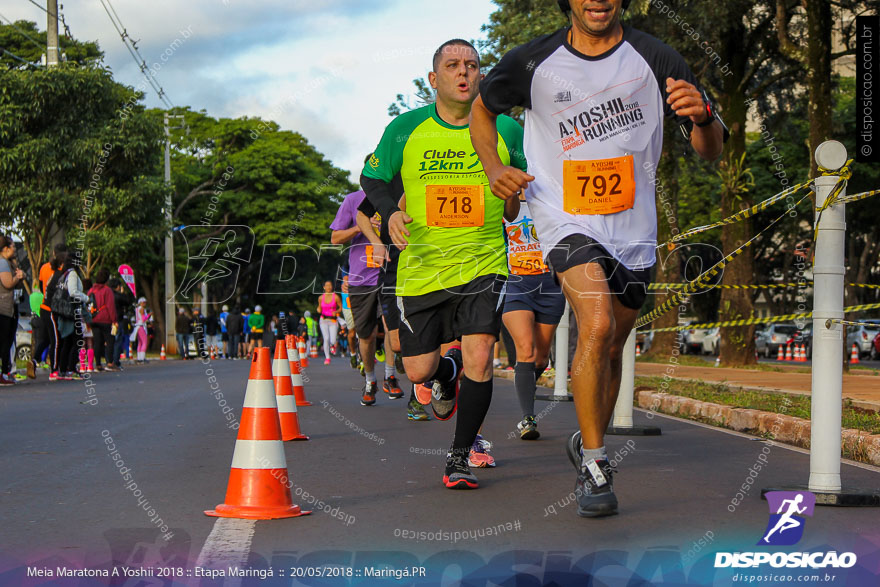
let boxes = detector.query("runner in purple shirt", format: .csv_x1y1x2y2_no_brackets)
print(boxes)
330,189,402,405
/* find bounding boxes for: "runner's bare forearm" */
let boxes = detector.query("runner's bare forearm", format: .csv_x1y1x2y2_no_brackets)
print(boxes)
469,96,504,176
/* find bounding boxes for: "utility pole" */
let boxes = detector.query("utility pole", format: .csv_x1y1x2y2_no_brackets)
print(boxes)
46,0,59,66
164,113,185,355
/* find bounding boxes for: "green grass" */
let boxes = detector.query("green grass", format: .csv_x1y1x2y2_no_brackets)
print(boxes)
634,375,880,435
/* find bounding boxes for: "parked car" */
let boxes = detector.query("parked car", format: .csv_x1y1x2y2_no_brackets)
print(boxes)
700,327,721,355
682,323,714,354
846,319,880,359
16,316,32,362
871,331,880,361
635,330,653,354
755,324,800,358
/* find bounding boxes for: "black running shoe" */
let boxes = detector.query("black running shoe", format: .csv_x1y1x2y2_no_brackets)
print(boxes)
430,347,462,420
566,430,618,517
349,353,358,369
443,449,478,489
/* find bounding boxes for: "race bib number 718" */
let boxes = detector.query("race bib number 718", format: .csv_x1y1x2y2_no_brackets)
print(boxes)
425,185,484,227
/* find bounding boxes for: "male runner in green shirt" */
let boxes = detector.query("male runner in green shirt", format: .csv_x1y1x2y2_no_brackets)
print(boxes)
361,39,529,489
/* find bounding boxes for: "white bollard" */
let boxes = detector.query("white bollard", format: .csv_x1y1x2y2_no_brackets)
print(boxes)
612,329,637,428
607,329,661,435
809,141,847,492
550,302,571,399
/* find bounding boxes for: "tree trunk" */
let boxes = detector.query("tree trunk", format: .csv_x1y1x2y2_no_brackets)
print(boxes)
644,123,682,358
718,18,757,367
806,0,832,177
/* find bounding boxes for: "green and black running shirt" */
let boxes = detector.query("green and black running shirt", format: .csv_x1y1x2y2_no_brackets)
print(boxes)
361,103,526,297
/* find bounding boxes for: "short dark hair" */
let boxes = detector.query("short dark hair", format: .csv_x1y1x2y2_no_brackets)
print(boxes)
54,243,69,264
432,39,480,72
108,277,121,288
95,268,110,284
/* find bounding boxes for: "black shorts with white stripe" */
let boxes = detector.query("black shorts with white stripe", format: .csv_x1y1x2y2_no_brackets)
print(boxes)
396,273,507,358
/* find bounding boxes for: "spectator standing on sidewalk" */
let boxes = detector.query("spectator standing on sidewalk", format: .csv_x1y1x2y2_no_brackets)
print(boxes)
88,269,117,371
225,308,243,360
192,307,207,358
175,307,191,360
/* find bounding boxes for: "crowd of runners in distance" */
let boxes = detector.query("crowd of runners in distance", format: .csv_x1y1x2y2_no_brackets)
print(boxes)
322,0,727,518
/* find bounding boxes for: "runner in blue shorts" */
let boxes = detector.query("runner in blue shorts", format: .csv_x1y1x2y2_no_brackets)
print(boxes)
502,194,565,440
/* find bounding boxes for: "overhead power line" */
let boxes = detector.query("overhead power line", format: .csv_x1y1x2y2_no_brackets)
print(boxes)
0,45,32,64
23,0,72,38
96,0,173,108
0,11,45,51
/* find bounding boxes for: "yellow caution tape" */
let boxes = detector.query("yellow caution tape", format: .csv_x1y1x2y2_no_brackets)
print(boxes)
647,282,880,290
838,188,880,205
639,302,880,333
663,181,811,248
635,191,813,329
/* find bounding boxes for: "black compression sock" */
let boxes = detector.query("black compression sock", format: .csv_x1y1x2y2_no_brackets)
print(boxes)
452,376,493,453
430,355,456,383
514,361,536,417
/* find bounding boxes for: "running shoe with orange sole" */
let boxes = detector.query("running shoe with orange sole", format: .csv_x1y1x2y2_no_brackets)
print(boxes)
443,449,478,489
383,375,405,399
468,434,496,468
414,382,433,405
361,381,377,406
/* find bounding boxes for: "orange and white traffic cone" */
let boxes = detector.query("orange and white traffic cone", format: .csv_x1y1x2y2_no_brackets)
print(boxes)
776,345,784,361
784,344,792,361
273,341,308,441
635,344,641,357
309,343,318,359
205,348,311,520
298,337,309,368
160,345,166,360
799,344,807,362
851,343,860,364
286,335,312,407
210,346,216,360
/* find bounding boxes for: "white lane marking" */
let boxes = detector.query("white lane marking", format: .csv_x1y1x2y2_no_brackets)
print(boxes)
195,518,256,581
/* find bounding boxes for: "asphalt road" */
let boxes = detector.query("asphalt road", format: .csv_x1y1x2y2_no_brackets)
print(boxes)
2,357,879,586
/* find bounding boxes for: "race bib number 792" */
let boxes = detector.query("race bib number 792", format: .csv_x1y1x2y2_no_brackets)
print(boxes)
562,155,635,215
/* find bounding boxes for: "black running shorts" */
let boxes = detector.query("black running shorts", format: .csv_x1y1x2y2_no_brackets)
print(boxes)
546,234,653,310
397,273,506,358
348,285,382,338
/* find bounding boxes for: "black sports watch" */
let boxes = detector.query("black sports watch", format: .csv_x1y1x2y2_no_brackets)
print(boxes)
696,94,716,127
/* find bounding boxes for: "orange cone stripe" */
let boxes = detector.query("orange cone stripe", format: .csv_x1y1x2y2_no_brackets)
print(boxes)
222,469,295,509
239,408,284,440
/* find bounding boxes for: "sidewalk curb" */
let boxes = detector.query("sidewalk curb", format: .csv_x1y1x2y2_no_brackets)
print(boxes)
636,390,880,466
494,368,880,466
